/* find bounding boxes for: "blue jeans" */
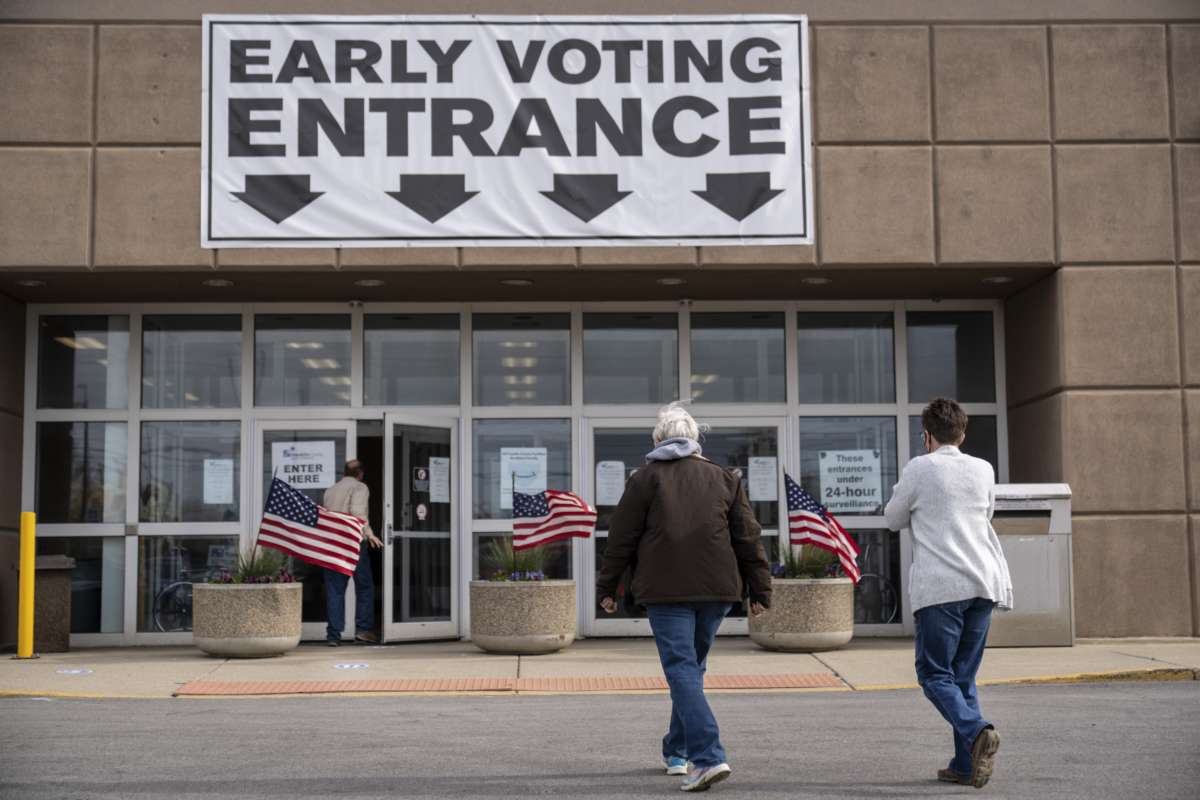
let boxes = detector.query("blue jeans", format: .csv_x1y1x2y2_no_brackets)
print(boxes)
646,602,732,769
914,597,995,774
323,541,374,640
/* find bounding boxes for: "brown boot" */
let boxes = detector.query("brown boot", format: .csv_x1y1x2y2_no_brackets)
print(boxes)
937,768,970,785
969,727,1001,789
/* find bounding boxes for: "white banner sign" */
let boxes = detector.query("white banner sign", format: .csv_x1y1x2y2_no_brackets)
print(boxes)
818,449,882,514
272,440,337,489
201,14,812,247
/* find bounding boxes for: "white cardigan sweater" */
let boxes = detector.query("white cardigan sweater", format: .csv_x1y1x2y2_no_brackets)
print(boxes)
884,445,1013,614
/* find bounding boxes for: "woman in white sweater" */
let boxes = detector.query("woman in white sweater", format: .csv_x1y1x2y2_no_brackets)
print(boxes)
884,397,1013,790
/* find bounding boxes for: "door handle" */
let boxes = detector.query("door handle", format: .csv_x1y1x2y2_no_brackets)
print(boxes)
386,523,394,546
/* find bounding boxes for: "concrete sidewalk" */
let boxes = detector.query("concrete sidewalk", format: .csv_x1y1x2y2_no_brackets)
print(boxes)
2,637,1197,699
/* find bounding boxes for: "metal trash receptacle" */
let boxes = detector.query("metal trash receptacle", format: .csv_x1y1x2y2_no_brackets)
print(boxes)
988,484,1073,647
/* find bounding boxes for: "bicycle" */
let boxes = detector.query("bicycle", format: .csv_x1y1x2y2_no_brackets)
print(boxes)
853,541,900,625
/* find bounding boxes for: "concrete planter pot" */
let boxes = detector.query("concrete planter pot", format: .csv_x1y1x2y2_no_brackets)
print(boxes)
192,582,302,658
749,577,854,652
469,580,576,655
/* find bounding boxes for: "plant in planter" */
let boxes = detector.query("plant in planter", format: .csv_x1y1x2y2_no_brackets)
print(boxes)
193,548,303,658
468,532,578,655
749,546,855,652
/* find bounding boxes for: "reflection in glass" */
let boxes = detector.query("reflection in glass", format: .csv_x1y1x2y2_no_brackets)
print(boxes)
472,419,571,519
592,428,651,530
798,417,898,515
474,533,572,580
254,314,351,406
364,314,460,406
35,422,128,524
38,315,130,409
797,312,894,403
140,421,240,523
584,313,678,404
392,424,453,622
908,415,1000,477
473,314,570,406
848,530,902,625
907,311,996,403
142,315,241,408
137,536,238,632
702,427,780,529
690,312,786,403
38,537,125,633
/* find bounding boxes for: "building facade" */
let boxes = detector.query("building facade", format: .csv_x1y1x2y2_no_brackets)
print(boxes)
0,0,1197,646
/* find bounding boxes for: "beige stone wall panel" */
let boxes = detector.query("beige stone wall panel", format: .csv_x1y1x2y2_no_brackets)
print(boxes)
0,148,91,268
817,146,934,264
1007,393,1064,485
1170,25,1200,139
936,146,1054,264
1055,145,1174,262
0,25,92,143
1178,145,1200,262
699,246,815,266
1182,266,1200,385
814,26,930,142
1063,390,1186,513
1003,272,1062,406
216,248,336,268
97,26,201,143
339,248,459,270
1060,266,1179,387
460,247,576,269
94,147,211,268
1186,391,1200,510
579,247,697,269
1051,25,1170,140
933,26,1050,141
1071,515,1192,637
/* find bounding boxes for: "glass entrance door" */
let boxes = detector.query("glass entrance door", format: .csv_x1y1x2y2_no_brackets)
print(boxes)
253,420,356,642
382,414,458,641
583,418,785,637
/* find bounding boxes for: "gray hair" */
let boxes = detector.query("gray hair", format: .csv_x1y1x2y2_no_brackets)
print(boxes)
653,403,706,444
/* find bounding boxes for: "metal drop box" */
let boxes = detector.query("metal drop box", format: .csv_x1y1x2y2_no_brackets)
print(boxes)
987,484,1074,647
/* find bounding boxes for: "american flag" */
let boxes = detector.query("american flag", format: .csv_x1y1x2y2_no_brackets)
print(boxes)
785,473,861,584
512,490,597,551
257,477,365,576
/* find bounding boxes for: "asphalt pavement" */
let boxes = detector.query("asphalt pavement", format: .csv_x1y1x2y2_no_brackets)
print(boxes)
1,682,1197,799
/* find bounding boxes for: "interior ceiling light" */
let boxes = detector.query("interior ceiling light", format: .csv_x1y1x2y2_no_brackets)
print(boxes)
801,276,831,285
202,278,234,287
982,276,1013,285
500,278,534,287
656,277,686,286
354,279,385,287
16,279,46,287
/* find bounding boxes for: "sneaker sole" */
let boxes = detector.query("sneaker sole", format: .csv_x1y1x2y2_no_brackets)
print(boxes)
970,729,1000,789
681,768,731,792
666,767,689,776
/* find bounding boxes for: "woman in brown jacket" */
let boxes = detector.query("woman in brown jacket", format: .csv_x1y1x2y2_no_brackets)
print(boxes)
597,404,772,793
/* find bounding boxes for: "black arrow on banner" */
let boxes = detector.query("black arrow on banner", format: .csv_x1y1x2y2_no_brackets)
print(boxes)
694,173,783,221
232,175,323,224
541,174,631,223
386,174,479,223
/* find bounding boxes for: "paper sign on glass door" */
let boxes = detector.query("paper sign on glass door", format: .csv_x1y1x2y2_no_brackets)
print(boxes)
747,457,778,502
595,461,627,506
271,440,336,489
818,449,882,513
499,447,547,509
428,456,451,504
203,458,235,505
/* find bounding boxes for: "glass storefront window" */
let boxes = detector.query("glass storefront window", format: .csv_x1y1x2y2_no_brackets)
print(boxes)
137,536,238,632
583,313,678,404
364,314,460,406
37,537,125,633
254,314,351,406
35,422,128,524
139,421,240,523
472,419,571,519
797,417,898,515
142,315,241,408
907,311,996,403
473,313,570,406
908,415,999,477
846,530,902,625
797,312,894,404
702,427,781,529
38,315,130,409
690,312,786,403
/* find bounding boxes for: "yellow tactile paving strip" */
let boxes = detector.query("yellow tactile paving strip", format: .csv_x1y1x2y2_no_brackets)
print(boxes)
174,672,844,697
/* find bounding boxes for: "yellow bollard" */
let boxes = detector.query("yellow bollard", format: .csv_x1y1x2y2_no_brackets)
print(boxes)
16,511,36,659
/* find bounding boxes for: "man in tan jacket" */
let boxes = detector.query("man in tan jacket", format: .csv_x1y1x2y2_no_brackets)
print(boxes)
322,460,384,646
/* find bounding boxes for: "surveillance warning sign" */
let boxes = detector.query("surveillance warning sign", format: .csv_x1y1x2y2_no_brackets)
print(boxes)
201,15,812,247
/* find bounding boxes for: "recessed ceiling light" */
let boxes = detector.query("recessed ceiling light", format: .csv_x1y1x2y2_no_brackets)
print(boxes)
353,279,385,287
982,276,1013,285
202,279,234,288
656,277,686,286
15,279,46,287
500,278,534,287
801,276,831,285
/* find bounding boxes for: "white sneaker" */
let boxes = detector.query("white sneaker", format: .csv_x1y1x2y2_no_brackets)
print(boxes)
663,756,690,776
680,763,732,792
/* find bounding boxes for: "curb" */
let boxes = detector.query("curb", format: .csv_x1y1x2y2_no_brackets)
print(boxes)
854,667,1199,692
